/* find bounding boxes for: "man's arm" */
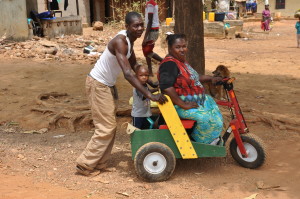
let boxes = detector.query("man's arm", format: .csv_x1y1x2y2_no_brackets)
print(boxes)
113,36,166,103
128,50,138,70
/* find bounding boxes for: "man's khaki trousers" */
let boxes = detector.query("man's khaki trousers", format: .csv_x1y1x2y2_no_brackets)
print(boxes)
76,76,117,171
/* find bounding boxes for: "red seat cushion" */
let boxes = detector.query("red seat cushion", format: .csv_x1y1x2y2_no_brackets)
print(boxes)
159,120,196,129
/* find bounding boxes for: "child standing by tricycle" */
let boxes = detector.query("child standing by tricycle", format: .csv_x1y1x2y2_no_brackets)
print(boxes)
131,65,158,129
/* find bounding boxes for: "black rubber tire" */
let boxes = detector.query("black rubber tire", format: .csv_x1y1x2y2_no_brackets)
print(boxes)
134,142,176,182
230,134,267,169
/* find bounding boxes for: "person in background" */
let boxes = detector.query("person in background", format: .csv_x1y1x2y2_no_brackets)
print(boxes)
252,0,257,13
131,65,159,129
246,0,257,13
246,0,252,12
262,5,271,31
158,34,223,145
76,12,167,176
143,0,163,76
295,17,300,48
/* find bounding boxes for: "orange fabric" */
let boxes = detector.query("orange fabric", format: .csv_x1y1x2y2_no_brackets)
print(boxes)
158,56,205,96
142,40,155,57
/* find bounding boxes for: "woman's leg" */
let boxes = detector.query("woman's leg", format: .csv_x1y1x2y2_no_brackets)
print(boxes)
175,95,223,144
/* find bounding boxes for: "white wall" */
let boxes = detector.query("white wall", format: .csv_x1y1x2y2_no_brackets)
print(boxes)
0,0,29,40
257,0,300,17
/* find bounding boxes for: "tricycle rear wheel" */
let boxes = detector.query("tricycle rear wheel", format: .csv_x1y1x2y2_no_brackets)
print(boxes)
230,134,266,169
134,142,176,182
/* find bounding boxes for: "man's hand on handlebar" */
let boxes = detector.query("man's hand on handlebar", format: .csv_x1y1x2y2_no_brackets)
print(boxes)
149,93,168,104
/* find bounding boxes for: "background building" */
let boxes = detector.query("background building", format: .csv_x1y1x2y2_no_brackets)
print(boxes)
256,0,299,17
0,0,29,41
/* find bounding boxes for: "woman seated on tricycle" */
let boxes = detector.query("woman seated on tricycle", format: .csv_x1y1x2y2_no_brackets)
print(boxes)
158,33,223,144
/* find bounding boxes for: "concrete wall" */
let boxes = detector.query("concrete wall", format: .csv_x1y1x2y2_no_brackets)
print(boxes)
37,0,91,25
0,0,29,41
204,21,225,38
41,16,83,38
257,0,299,17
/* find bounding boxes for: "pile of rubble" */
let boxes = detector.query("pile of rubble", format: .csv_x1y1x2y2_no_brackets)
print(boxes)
0,32,112,63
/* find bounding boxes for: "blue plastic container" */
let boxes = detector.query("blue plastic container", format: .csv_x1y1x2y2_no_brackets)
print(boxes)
215,12,225,21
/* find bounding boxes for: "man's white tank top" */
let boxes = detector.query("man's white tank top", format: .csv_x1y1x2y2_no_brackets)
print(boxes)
89,30,132,87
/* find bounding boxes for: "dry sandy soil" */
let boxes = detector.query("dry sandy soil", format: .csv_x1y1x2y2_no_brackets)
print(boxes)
0,20,299,199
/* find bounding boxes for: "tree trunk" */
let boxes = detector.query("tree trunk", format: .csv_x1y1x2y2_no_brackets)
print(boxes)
174,0,205,75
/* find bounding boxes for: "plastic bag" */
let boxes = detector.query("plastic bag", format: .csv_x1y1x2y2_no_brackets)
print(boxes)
224,23,230,29
261,21,264,30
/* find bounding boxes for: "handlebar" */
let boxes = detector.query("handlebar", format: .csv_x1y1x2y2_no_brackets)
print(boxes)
216,77,236,85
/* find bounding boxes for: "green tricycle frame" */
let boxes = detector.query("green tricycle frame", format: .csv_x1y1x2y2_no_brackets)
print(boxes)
130,78,266,182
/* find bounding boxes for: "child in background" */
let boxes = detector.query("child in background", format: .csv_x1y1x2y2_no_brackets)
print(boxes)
131,65,159,129
296,17,300,48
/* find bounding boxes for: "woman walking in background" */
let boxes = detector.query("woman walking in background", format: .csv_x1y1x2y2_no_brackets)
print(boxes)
262,5,271,31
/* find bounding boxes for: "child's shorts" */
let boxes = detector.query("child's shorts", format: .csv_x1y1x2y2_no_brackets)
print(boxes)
142,30,159,57
132,117,150,129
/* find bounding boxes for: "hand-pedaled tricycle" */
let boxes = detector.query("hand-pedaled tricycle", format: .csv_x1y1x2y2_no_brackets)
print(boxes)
129,78,266,182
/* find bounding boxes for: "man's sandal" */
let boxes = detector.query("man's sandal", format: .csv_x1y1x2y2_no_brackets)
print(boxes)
76,165,100,177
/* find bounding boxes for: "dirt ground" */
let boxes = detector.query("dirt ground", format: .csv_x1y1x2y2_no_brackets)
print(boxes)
0,20,299,199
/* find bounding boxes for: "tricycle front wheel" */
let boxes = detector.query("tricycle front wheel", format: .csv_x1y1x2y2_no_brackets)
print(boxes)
230,134,266,169
134,142,176,182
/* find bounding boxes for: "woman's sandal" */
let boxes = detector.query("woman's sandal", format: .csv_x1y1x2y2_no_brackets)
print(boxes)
76,165,100,177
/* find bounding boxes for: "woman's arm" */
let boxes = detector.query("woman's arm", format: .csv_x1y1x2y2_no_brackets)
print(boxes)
199,75,222,84
262,10,265,21
163,87,198,110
